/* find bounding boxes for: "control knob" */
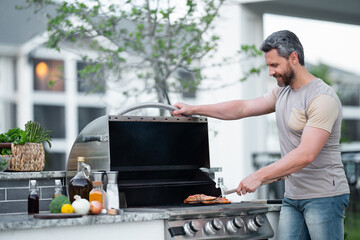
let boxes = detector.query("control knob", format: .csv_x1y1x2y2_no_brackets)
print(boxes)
247,215,265,232
183,220,201,236
205,218,224,235
226,217,245,233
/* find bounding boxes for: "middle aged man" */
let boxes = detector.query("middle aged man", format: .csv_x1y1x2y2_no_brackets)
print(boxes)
172,30,350,240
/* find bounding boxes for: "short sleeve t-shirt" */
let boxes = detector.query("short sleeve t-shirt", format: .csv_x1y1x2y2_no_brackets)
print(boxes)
263,78,350,199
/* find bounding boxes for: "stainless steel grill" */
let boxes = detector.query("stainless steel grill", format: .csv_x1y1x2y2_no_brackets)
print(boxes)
163,203,274,239
66,102,275,239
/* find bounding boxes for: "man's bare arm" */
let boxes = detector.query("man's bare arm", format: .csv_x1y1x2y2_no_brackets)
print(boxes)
237,126,330,195
172,96,274,120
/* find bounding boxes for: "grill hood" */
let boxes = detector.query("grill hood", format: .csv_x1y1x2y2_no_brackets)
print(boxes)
66,103,222,207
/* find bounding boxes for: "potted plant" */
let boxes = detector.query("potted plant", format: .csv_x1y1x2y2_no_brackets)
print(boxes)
0,121,52,172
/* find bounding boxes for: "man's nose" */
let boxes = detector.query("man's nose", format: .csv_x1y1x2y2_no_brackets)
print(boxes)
269,68,275,76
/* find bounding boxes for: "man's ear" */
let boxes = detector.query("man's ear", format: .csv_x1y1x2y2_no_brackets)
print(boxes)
290,51,298,64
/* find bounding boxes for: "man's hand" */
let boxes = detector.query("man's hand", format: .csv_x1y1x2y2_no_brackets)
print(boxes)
236,172,263,196
172,102,192,116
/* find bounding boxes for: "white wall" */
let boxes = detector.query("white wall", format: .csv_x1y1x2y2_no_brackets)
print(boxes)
0,56,15,132
171,3,271,201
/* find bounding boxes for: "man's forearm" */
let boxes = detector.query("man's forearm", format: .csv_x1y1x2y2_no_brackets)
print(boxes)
255,147,314,182
255,126,329,182
190,101,246,120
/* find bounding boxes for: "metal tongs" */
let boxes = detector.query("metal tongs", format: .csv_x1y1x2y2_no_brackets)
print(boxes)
222,175,290,197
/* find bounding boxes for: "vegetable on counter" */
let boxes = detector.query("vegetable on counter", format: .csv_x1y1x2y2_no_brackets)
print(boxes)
72,195,90,215
0,128,29,155
89,201,102,215
49,195,71,213
0,121,52,155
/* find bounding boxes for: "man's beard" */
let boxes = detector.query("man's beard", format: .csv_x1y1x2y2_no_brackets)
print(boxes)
275,68,295,87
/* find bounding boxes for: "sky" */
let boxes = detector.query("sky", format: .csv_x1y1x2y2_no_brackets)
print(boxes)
264,14,360,76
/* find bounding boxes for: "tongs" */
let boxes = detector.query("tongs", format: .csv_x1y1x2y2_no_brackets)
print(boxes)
222,175,290,197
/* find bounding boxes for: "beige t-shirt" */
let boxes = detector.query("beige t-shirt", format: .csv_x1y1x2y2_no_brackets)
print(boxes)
264,78,350,199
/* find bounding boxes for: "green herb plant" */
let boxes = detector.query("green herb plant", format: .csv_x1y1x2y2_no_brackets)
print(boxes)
0,121,52,155
25,121,52,148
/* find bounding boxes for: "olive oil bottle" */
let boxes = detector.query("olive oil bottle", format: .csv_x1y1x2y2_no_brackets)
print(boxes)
68,157,92,203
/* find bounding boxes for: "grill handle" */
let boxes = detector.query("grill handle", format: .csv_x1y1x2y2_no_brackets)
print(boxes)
117,102,179,116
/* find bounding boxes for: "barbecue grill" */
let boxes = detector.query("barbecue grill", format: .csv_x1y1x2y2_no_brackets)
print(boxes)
66,102,275,239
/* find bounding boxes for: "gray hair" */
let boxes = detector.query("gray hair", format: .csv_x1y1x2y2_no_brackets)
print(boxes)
260,30,305,66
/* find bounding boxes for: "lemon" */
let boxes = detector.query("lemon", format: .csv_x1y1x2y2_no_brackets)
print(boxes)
61,204,74,214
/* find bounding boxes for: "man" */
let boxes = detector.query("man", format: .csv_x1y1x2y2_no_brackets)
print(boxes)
172,30,350,240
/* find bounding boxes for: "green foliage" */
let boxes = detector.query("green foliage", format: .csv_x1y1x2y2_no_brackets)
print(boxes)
309,63,333,86
25,121,52,148
0,121,52,155
0,127,29,145
0,157,10,171
0,128,29,155
0,127,29,155
344,211,360,240
18,0,263,104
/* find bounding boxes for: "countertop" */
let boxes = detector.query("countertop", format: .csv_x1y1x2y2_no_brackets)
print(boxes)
0,171,281,232
0,203,281,232
0,171,79,180
0,171,170,232
0,209,170,232
0,171,67,180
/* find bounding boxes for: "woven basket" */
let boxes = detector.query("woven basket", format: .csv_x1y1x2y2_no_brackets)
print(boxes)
1,143,45,171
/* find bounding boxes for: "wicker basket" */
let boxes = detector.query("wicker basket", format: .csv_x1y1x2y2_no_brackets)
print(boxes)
1,143,45,171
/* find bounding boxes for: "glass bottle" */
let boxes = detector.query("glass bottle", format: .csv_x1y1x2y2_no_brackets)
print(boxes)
68,156,92,203
92,172,106,209
28,180,39,215
106,171,119,210
53,179,63,199
218,177,228,198
89,181,104,206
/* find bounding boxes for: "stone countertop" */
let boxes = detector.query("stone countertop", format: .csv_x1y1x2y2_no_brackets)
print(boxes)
0,205,280,232
266,204,282,212
0,171,77,180
0,171,66,180
0,210,170,232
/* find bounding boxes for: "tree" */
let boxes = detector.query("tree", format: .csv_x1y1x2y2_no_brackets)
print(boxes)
19,0,262,106
308,63,333,86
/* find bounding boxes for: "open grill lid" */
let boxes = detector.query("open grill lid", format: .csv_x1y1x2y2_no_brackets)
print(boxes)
108,115,221,206
67,103,221,207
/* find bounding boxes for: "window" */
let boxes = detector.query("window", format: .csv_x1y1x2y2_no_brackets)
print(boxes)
10,103,16,129
342,119,360,142
0,101,17,131
33,59,65,91
44,151,66,171
34,105,65,138
77,62,105,93
78,107,106,133
335,82,360,106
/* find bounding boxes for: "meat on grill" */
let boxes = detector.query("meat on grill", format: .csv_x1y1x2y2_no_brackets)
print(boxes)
184,194,216,203
203,197,231,204
184,194,231,204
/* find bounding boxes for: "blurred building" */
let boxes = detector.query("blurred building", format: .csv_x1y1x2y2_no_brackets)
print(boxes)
0,0,106,170
0,0,359,200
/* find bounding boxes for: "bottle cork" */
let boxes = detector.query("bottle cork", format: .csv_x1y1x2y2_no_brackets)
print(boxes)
92,181,102,187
